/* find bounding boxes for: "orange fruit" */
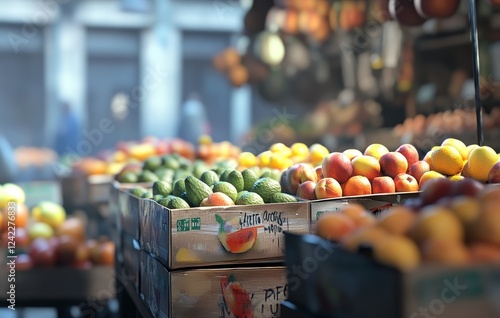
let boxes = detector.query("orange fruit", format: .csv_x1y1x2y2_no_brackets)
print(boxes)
441,138,468,161
431,146,464,176
468,146,499,182
373,235,421,271
342,176,372,196
316,212,357,241
377,206,416,236
340,226,389,252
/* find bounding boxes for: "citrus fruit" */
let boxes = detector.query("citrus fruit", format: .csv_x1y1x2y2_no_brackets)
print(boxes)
430,146,463,176
441,138,468,160
468,146,499,182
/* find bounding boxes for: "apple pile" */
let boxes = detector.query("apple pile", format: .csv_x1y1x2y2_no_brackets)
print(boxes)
281,143,422,200
316,177,500,271
0,184,114,270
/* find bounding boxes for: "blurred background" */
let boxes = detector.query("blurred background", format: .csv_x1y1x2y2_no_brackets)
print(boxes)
2,0,500,184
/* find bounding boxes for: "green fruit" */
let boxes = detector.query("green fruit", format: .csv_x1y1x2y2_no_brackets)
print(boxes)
158,197,172,208
130,187,148,197
185,176,212,207
236,192,265,205
180,192,194,207
235,191,249,202
227,170,244,192
152,194,164,202
212,167,226,177
219,169,232,182
162,155,181,170
241,169,259,191
270,192,298,203
117,171,138,183
155,168,174,182
138,170,159,183
192,161,209,179
259,168,281,181
167,197,191,210
172,179,186,197
200,170,219,187
152,181,172,196
250,177,282,203
212,181,238,202
174,169,192,182
141,192,153,199
214,159,238,170
143,156,162,172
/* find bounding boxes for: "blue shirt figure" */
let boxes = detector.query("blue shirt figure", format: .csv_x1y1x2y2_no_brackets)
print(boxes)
54,103,81,156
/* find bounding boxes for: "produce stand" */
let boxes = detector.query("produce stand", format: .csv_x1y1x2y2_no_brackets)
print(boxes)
0,266,115,318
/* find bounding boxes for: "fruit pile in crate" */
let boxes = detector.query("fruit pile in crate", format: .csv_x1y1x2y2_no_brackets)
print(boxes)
284,177,500,318
316,177,500,270
283,139,500,201
0,183,114,269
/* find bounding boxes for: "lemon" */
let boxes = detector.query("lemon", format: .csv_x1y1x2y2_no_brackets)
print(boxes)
32,201,66,228
431,146,464,176
258,151,273,167
28,222,54,240
468,146,499,182
238,152,258,167
309,143,329,165
291,143,310,157
465,144,479,158
270,142,292,157
0,183,26,209
441,138,468,160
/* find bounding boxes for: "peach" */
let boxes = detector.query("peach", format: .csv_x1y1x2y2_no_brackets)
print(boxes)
373,235,421,271
409,160,430,184
450,178,484,197
340,226,389,252
469,243,500,262
364,143,389,161
321,152,353,183
343,148,363,161
315,178,342,199
410,206,464,243
379,152,408,178
394,173,419,192
296,180,317,200
377,206,416,236
448,196,480,241
418,171,446,190
314,166,323,181
473,201,500,245
351,155,380,180
396,144,419,172
422,240,470,265
316,212,357,241
461,161,471,177
340,204,375,228
343,176,371,197
487,161,500,184
371,176,396,194
477,186,500,203
285,163,317,194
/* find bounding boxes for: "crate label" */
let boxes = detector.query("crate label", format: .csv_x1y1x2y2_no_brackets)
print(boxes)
239,211,288,237
191,217,201,230
176,219,191,232
176,218,202,232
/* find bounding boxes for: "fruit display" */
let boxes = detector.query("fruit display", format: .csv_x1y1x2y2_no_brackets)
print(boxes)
0,183,114,269
315,177,500,271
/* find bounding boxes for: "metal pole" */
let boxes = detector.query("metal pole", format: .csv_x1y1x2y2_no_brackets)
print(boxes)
468,0,484,146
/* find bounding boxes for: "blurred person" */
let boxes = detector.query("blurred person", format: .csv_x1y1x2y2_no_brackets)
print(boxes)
178,92,211,144
54,102,81,156
0,134,17,183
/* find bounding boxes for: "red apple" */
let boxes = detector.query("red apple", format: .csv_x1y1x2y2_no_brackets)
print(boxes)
409,160,430,184
315,178,343,199
394,173,419,192
322,152,353,183
451,178,485,197
285,163,318,194
29,238,58,267
296,181,318,200
379,152,408,178
396,144,419,172
420,178,454,206
371,176,396,194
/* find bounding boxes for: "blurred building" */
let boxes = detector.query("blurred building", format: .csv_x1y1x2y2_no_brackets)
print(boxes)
0,0,252,152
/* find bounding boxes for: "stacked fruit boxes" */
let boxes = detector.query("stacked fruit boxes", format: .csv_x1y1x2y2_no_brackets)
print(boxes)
137,193,310,317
